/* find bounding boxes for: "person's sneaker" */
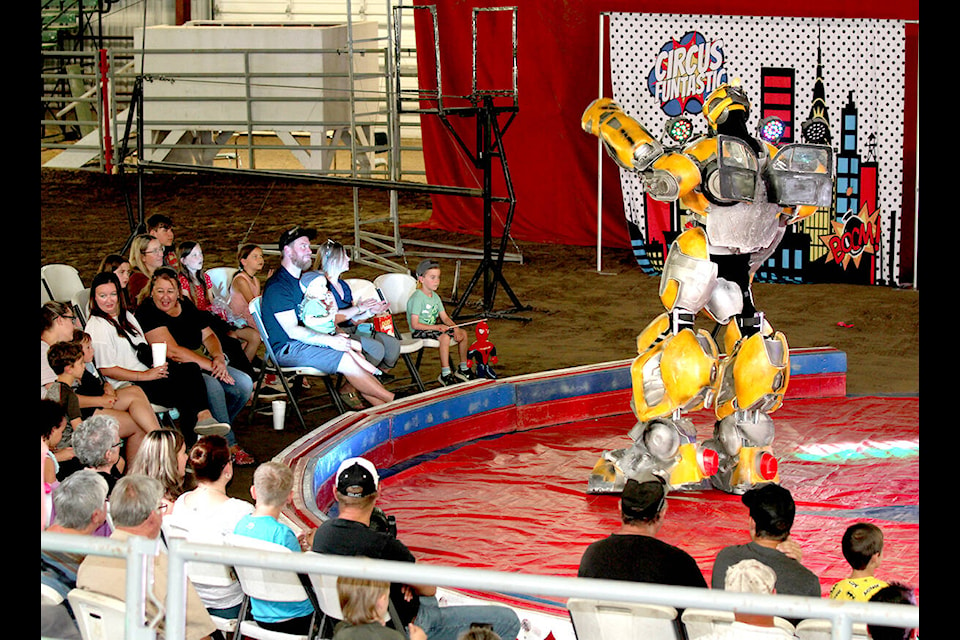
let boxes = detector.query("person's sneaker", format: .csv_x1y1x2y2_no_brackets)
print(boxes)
255,374,285,399
454,366,477,382
437,372,461,387
195,418,231,437
231,448,256,466
376,371,397,384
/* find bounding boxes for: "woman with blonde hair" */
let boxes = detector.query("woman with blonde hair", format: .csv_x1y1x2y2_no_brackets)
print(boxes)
130,428,188,513
127,234,166,309
136,268,254,464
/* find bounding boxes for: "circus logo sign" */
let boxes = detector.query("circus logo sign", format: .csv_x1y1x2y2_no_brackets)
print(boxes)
647,31,728,117
820,204,882,269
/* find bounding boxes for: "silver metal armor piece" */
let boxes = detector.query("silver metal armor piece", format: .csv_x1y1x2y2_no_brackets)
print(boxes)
659,241,718,313
705,277,744,325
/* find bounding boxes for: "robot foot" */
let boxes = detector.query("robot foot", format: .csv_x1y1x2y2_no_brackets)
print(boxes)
708,445,780,494
587,456,626,494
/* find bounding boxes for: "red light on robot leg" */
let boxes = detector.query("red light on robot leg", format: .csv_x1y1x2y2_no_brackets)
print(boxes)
757,452,778,480
699,448,719,476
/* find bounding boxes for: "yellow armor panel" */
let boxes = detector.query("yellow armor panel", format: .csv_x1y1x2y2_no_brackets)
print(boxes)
703,83,750,130
722,317,774,356
631,327,719,422
684,136,718,163
580,98,662,171
715,330,790,420
636,313,671,354
650,153,702,201
728,446,780,487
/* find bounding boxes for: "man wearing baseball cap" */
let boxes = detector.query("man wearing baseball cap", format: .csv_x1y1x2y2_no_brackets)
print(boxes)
260,227,394,406
578,477,707,588
312,457,521,640
711,483,821,600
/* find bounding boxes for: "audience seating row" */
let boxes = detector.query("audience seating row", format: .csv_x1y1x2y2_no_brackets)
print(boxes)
567,598,870,640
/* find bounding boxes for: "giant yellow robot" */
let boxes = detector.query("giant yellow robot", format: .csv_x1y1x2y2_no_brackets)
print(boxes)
582,82,834,494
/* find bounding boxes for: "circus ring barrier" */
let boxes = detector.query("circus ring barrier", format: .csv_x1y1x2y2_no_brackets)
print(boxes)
39,347,919,640
269,347,892,636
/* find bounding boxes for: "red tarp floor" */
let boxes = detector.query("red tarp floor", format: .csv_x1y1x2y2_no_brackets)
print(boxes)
371,396,919,610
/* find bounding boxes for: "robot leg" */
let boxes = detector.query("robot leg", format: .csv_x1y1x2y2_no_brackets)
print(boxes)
706,317,790,493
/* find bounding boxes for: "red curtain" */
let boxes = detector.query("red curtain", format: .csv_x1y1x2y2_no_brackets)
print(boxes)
410,0,918,249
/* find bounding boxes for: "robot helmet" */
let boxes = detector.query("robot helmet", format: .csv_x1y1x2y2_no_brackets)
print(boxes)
703,83,751,131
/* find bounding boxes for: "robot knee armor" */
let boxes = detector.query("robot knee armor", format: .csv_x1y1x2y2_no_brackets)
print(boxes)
715,328,790,420
631,316,719,422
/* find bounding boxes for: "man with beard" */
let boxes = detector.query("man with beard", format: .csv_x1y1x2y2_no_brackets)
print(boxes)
260,227,393,406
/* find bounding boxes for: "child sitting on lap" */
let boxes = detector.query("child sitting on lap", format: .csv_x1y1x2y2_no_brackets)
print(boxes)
299,271,382,378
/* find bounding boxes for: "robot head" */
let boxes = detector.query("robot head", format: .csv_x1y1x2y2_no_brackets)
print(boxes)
703,82,751,131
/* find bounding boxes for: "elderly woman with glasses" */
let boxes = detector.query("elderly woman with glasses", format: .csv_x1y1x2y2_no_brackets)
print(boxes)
72,414,125,497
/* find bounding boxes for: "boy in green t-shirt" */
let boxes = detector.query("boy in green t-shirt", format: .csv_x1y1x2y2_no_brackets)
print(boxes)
406,260,475,386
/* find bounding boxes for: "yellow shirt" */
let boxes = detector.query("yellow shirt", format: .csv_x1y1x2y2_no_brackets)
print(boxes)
829,576,888,601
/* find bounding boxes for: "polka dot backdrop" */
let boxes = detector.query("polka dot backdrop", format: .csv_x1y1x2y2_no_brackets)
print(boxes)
606,14,906,284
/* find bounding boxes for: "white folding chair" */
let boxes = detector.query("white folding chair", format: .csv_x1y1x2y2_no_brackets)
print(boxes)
163,516,240,637
372,272,436,391
72,288,91,326
567,598,681,640
41,583,64,606
67,588,130,640
342,277,378,303
42,264,86,304
796,618,870,640
248,296,347,429
303,552,401,639
206,267,238,307
681,608,735,639
225,534,317,640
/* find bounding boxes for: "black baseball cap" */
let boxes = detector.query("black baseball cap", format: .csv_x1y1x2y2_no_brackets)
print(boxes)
336,457,380,498
279,226,317,250
621,477,667,520
416,259,440,277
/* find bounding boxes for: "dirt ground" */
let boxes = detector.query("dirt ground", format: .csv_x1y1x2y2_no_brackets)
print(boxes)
40,167,919,497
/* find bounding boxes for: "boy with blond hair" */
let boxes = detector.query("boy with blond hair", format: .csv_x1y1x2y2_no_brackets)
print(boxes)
829,522,888,601
234,462,315,634
406,260,475,386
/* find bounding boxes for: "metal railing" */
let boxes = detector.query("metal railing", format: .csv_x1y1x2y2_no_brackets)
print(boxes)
42,531,919,640
41,34,425,179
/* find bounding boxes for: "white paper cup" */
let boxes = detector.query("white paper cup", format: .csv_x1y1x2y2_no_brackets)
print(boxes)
151,343,167,368
272,400,287,430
